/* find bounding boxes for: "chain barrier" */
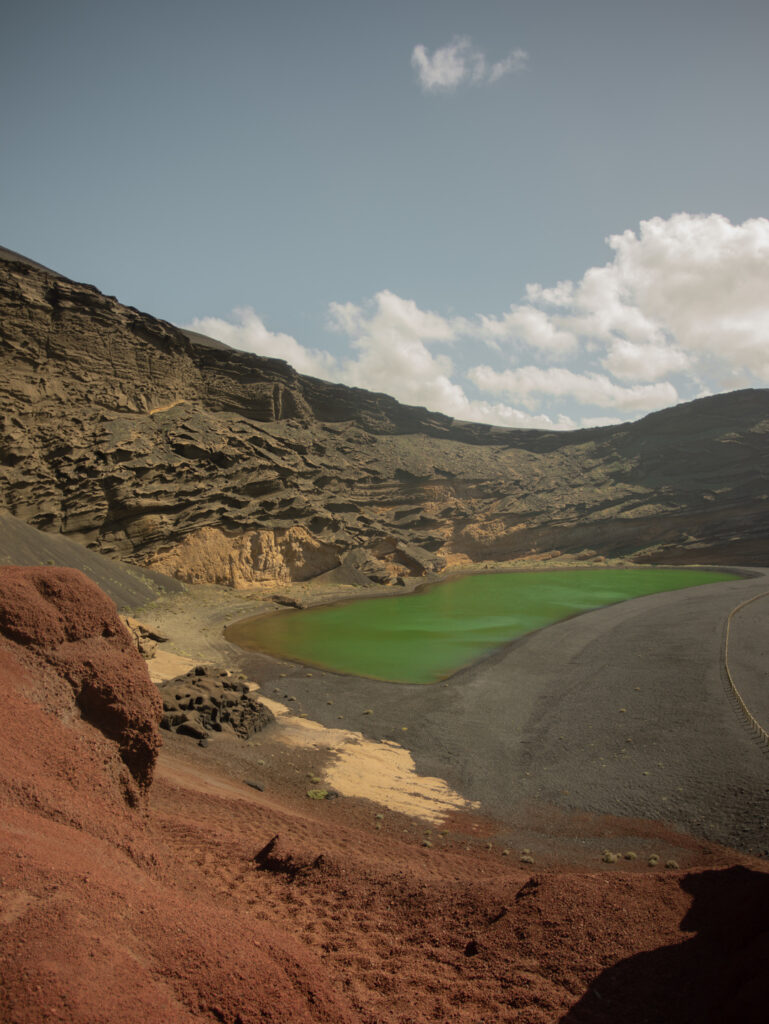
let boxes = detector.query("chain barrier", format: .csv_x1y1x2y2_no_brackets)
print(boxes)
723,590,769,747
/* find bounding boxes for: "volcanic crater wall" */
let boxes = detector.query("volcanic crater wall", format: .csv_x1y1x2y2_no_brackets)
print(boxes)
1,249,769,583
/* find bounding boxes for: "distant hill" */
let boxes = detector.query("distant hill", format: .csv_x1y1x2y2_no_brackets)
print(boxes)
1,245,768,585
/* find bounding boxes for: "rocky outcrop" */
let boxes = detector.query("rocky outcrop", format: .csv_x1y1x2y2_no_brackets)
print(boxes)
0,561,362,1024
157,665,274,741
0,566,161,801
2,249,769,581
148,525,341,587
120,615,168,659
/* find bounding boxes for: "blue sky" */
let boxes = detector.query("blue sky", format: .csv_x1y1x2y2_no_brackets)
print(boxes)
3,0,769,428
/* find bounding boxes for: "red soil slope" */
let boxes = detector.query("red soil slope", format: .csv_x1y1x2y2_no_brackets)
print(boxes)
1,568,767,1023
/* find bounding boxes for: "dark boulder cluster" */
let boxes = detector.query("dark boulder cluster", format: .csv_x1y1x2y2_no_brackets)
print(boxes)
157,665,274,743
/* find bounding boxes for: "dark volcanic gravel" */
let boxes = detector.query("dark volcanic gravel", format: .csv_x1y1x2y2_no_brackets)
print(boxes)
232,569,769,857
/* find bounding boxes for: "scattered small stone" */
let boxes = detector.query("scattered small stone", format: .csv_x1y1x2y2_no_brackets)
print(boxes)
624,852,638,861
422,840,433,848
648,854,660,866
665,859,680,870
362,709,373,715
198,737,209,748
374,813,384,820
307,774,322,784
245,780,264,791
306,789,329,800
602,852,619,864
502,849,510,857
326,700,334,705
256,758,265,766
464,939,480,957
520,854,535,865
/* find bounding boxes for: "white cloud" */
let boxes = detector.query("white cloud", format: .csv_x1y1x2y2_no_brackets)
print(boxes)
526,213,769,382
411,37,527,92
327,291,567,429
183,214,769,433
477,305,578,356
469,365,679,412
184,307,337,379
602,339,691,382
329,289,461,345
525,280,575,306
488,49,529,83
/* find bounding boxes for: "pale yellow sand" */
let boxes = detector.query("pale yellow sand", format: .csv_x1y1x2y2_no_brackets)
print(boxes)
147,649,200,683
258,695,478,824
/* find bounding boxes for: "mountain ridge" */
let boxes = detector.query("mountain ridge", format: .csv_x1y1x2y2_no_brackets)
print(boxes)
1,246,768,584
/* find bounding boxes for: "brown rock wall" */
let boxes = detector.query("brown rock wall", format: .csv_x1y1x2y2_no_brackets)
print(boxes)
148,525,341,586
2,250,769,581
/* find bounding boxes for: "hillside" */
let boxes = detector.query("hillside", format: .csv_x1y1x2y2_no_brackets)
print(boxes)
1,247,768,585
2,566,768,1024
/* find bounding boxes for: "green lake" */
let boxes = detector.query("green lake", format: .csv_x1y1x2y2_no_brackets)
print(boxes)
226,568,741,685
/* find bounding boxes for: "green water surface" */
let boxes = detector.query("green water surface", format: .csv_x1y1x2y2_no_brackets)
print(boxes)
226,568,740,684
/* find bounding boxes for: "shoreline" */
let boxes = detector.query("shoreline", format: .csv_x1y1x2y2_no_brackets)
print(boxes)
223,562,753,686
138,562,769,864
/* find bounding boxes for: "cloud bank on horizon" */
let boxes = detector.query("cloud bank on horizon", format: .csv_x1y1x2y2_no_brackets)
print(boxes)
410,37,528,92
185,212,769,431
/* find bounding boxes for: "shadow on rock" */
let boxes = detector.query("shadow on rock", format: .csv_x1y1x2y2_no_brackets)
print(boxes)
560,866,769,1024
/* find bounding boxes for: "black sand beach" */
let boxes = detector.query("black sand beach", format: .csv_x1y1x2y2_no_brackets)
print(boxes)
231,569,769,856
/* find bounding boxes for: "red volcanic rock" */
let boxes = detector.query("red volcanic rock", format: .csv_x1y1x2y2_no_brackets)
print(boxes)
1,566,768,1024
0,567,161,793
0,568,358,1023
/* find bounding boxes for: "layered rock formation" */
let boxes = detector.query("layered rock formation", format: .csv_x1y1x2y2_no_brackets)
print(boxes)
1,247,768,584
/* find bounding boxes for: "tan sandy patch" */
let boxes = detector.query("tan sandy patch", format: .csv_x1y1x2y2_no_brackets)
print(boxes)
147,650,200,683
258,695,478,824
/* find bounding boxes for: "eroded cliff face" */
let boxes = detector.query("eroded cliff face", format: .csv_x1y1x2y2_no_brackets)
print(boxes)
2,249,769,583
148,525,342,587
